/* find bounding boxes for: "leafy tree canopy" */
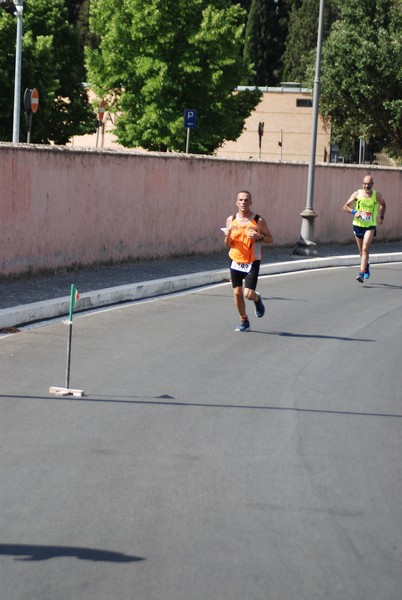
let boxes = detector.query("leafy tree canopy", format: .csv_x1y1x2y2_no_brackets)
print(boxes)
243,0,290,86
64,0,85,24
0,0,92,143
233,0,252,11
282,0,338,83
320,0,402,161
85,0,261,153
65,0,98,49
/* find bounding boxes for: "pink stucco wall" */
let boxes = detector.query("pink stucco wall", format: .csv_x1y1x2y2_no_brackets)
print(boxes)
0,143,401,276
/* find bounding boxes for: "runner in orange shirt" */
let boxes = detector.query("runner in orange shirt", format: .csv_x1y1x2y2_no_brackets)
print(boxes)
223,190,273,331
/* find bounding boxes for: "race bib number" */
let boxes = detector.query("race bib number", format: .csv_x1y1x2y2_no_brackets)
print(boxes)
360,211,373,222
231,260,252,273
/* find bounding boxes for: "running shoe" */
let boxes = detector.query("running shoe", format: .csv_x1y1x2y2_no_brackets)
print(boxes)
235,319,250,332
356,272,364,283
254,293,265,318
363,263,370,280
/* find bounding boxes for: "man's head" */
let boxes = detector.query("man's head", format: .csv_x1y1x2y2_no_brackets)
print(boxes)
363,176,374,190
236,190,252,209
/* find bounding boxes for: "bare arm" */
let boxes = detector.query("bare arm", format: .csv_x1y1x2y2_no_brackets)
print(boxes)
343,191,358,214
246,216,273,244
224,215,234,247
376,192,386,223
256,216,273,244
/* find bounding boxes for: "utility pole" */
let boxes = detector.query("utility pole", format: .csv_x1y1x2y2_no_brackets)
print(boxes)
294,0,325,257
13,0,23,142
0,0,24,143
1,0,24,142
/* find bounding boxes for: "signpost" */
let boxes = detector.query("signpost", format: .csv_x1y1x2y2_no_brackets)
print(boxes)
31,87,39,113
184,109,197,153
258,121,264,159
96,99,105,148
24,87,39,143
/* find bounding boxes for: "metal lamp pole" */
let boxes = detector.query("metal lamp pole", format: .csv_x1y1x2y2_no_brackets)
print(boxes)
12,0,23,143
294,0,325,257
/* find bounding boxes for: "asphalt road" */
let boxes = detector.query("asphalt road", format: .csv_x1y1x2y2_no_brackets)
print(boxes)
1,263,401,600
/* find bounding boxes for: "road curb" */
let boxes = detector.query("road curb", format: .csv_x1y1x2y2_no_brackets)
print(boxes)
1,253,401,329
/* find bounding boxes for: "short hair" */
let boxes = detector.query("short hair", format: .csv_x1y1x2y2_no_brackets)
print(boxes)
237,190,252,200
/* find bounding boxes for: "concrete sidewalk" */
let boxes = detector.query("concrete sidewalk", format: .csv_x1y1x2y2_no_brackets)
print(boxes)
1,240,401,330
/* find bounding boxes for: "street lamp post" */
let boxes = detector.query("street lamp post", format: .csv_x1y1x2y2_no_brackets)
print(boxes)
294,0,325,257
12,0,23,143
1,0,24,141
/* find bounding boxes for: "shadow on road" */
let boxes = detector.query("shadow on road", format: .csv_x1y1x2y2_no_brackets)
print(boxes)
0,543,144,563
264,330,375,342
2,394,401,420
1,387,401,419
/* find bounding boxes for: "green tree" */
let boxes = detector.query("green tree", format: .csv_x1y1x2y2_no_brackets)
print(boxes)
65,0,98,49
85,0,261,153
231,0,252,11
282,0,338,84
0,0,92,143
320,0,402,161
65,0,85,24
243,0,290,86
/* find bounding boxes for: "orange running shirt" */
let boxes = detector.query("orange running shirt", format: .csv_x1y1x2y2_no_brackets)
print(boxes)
228,215,261,264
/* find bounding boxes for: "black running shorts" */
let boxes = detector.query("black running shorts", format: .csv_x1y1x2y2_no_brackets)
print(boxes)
230,260,260,290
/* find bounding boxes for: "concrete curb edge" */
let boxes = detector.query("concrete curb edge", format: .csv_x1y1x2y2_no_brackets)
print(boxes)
1,253,401,329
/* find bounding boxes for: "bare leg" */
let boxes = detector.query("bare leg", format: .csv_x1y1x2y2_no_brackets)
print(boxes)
244,287,259,302
355,235,363,271
234,286,247,319
360,230,374,272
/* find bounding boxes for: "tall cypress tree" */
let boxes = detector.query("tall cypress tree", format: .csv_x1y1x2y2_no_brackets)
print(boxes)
243,0,290,86
282,0,338,84
231,0,252,11
64,0,85,24
64,0,97,49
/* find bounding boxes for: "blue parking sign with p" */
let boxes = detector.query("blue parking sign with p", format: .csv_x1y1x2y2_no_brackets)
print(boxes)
184,109,197,128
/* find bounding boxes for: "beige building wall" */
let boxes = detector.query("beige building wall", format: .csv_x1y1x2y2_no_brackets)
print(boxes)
215,86,331,162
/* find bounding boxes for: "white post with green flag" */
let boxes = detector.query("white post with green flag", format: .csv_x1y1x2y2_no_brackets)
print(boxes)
65,284,79,388
49,284,84,397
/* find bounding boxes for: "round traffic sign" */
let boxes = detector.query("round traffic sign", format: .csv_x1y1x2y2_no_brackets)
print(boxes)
31,88,39,114
98,99,105,121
